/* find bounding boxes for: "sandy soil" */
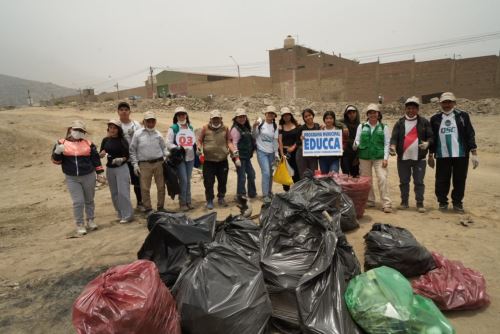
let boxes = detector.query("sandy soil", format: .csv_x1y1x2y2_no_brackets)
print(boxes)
0,106,499,333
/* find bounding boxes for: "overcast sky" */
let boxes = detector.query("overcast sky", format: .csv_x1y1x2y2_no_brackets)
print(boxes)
1,0,499,92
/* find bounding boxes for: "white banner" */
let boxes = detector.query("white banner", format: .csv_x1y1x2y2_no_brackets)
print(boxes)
302,130,343,157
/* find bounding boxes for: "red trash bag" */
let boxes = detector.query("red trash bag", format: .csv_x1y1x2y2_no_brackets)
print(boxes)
332,174,372,218
412,253,490,311
72,260,181,334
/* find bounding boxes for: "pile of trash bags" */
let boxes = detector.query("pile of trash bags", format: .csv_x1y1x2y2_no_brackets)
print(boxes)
364,223,436,277
345,266,456,334
260,173,363,333
72,260,181,334
332,174,372,218
412,252,490,311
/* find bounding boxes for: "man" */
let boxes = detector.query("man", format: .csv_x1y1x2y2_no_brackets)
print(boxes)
341,105,360,176
116,101,143,210
129,111,169,215
390,96,433,213
354,103,392,213
428,92,478,213
196,109,235,210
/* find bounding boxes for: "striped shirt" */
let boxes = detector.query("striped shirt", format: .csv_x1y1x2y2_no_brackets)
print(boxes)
436,112,464,158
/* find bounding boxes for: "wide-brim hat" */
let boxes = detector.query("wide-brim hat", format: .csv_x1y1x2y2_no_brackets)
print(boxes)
280,107,292,116
70,120,87,133
262,105,277,115
234,108,247,118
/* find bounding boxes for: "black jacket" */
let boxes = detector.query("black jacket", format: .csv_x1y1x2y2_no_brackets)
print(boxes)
429,109,477,156
51,138,104,176
390,115,433,160
343,105,360,156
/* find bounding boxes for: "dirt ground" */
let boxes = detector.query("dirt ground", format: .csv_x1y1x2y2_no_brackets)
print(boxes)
0,105,499,333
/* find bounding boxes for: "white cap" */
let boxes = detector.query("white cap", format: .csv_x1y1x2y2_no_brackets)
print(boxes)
70,120,87,132
210,109,222,119
440,92,456,102
143,111,156,120
280,107,292,116
234,108,247,117
107,119,122,127
345,105,357,112
405,96,420,106
262,105,277,115
174,106,187,116
364,103,380,113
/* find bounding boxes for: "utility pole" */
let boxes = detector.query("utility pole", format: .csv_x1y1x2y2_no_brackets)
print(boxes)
114,83,120,99
27,89,32,106
149,66,155,99
229,56,241,97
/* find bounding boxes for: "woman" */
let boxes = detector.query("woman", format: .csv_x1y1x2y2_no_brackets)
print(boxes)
253,106,279,202
99,120,134,223
229,108,257,200
166,106,195,211
354,103,392,213
51,120,105,236
341,105,360,177
278,107,300,191
319,110,342,174
296,108,321,178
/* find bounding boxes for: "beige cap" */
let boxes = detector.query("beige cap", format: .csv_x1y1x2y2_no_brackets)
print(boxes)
107,119,122,127
280,107,292,116
234,108,247,117
70,120,87,132
210,109,222,119
364,103,380,113
174,106,187,114
440,92,456,102
143,111,156,120
262,105,277,115
405,96,420,106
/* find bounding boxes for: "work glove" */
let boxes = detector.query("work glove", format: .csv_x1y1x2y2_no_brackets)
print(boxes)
54,143,65,155
389,145,396,156
111,157,126,166
418,141,430,150
96,174,107,184
471,154,479,169
133,165,141,176
427,155,435,169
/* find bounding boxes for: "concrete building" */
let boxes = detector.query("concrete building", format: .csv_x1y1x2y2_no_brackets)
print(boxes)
269,36,500,102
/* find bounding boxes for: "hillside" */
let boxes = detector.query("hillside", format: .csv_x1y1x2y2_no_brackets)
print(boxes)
0,74,77,106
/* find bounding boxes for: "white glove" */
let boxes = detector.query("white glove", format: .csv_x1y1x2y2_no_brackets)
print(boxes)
427,155,435,169
96,174,107,184
111,157,126,166
418,141,429,150
133,165,141,176
471,154,479,169
54,143,65,155
352,143,358,151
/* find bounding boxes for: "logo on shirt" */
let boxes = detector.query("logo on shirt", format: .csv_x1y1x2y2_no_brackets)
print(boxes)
445,120,451,127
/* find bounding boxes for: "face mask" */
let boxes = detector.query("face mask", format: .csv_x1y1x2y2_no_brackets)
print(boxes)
441,107,453,115
211,122,222,129
71,130,85,140
145,127,155,132
178,119,187,125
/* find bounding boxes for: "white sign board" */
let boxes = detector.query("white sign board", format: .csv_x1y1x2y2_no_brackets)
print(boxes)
302,130,343,157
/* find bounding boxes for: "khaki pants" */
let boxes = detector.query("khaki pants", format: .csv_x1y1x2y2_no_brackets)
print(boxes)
139,160,165,210
359,159,392,208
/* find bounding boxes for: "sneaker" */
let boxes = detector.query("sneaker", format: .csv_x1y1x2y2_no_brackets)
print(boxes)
179,204,189,212
417,202,426,213
453,204,465,214
383,207,393,213
438,203,448,211
218,198,228,207
399,201,409,209
143,208,153,216
119,216,134,224
136,203,145,212
206,200,214,210
76,225,87,236
263,196,272,204
86,219,98,231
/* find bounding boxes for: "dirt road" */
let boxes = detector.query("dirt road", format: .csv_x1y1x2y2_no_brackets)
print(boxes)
0,106,499,333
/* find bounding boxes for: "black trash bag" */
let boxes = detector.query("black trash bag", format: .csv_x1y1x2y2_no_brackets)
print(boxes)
163,160,181,200
172,243,272,334
137,211,217,287
339,193,359,232
215,215,260,263
260,173,362,333
364,223,436,277
337,233,361,282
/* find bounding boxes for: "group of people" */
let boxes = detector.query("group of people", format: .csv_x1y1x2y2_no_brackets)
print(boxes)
52,92,478,236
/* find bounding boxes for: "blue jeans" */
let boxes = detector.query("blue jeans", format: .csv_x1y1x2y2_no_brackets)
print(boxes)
257,149,275,197
236,158,257,197
319,156,340,174
177,159,194,205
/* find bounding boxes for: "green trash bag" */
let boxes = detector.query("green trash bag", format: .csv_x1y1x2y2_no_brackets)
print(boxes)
344,266,455,334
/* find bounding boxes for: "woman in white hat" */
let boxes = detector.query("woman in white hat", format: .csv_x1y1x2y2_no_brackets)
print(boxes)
51,120,105,236
253,106,279,202
166,106,196,211
99,120,134,223
278,107,300,191
353,103,392,213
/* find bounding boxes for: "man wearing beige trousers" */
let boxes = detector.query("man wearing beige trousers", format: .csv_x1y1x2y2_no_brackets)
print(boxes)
354,103,393,213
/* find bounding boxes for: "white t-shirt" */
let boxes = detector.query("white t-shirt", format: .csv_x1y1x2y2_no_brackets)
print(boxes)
121,120,142,144
254,122,279,154
402,118,419,161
